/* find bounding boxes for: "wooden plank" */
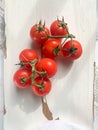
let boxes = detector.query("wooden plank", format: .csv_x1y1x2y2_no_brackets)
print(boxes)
4,0,96,130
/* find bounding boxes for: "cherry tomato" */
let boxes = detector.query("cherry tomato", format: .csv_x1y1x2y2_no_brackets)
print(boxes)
42,38,61,59
62,40,82,60
32,76,51,96
50,18,68,37
19,49,38,69
30,22,50,44
36,58,57,78
13,68,32,88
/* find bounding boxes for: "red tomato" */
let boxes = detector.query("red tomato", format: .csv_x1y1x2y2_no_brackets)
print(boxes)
50,19,68,36
62,40,82,60
36,58,57,78
32,76,51,96
30,23,50,44
13,68,32,88
42,38,62,59
19,49,38,69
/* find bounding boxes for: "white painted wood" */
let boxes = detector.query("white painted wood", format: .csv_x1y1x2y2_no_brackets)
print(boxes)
4,0,96,130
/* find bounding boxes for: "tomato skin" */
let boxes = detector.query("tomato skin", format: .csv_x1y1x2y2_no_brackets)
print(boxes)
19,49,38,69
13,68,32,88
36,58,57,78
32,76,51,96
30,24,50,44
62,40,82,60
19,49,38,62
42,38,61,59
50,20,68,36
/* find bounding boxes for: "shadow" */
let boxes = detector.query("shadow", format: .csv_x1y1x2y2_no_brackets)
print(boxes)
54,32,96,117
55,57,74,79
30,41,42,58
10,85,41,113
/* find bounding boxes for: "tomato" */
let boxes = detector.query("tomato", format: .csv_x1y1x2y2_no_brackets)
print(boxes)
32,76,51,96
19,49,38,69
50,19,68,37
30,22,50,44
62,40,82,60
36,58,57,78
42,38,62,59
13,68,32,88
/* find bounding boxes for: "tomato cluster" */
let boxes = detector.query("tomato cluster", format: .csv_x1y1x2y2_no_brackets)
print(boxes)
13,48,57,96
30,18,82,60
13,17,83,97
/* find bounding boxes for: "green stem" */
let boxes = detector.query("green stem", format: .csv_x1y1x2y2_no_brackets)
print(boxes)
31,65,44,90
47,34,75,39
61,37,68,46
16,58,45,89
33,82,44,90
70,37,73,46
20,75,32,83
15,59,38,66
35,69,46,75
31,64,35,84
31,61,44,90
62,17,69,35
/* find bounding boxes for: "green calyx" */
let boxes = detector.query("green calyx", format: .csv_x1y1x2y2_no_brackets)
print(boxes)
53,46,61,56
35,69,46,76
20,77,29,83
57,17,67,29
33,82,44,91
36,20,45,32
67,44,78,55
38,83,44,91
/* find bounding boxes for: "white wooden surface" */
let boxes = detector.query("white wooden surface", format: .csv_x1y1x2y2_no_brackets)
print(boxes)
4,0,96,130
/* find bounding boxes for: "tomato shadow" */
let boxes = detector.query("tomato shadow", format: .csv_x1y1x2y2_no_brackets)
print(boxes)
53,32,96,113
30,41,42,58
55,57,74,79
10,85,41,114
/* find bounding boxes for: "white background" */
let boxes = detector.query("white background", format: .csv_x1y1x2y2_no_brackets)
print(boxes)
0,0,97,129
